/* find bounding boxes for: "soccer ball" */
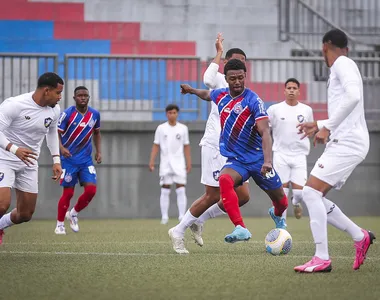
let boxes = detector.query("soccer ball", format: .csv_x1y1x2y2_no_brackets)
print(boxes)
265,228,292,255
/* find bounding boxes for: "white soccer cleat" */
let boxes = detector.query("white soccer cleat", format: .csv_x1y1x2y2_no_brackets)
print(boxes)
66,211,79,232
54,225,66,235
190,223,204,247
168,228,189,254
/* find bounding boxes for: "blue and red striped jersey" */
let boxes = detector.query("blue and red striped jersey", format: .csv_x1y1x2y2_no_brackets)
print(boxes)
58,106,100,164
210,88,268,164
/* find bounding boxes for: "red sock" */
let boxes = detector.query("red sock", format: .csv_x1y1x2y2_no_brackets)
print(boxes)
74,185,97,213
272,194,288,217
219,174,245,228
57,187,75,221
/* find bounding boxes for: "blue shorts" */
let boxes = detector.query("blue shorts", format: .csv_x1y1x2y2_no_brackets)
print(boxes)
60,160,97,187
223,158,282,191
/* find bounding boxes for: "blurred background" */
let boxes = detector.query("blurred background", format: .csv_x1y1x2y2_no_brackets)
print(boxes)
0,0,379,218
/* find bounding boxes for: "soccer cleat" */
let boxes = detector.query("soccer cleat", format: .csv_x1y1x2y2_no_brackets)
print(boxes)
0,229,4,245
224,225,252,243
54,225,66,235
160,218,169,225
353,229,376,270
268,207,287,229
293,203,303,219
294,256,332,273
168,228,189,254
66,211,79,232
190,223,204,247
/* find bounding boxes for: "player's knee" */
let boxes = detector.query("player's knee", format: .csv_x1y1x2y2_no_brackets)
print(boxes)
0,204,9,216
18,211,34,223
84,185,97,198
63,187,75,199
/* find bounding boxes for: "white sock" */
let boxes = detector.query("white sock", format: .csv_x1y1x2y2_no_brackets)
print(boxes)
292,189,303,205
302,186,329,260
173,210,198,237
160,188,170,220
323,198,364,242
70,207,79,216
0,212,14,230
196,203,226,225
282,188,289,219
56,221,64,227
176,187,187,219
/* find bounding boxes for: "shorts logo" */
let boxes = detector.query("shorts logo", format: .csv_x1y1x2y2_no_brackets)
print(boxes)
44,117,53,128
318,163,324,169
0,172,4,182
233,103,243,114
297,115,305,123
64,173,72,183
213,170,220,181
176,134,181,140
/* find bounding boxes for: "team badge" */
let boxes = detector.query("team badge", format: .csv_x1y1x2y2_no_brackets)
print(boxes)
213,170,220,181
176,134,181,140
89,119,95,128
64,173,73,183
297,115,305,123
0,172,4,182
233,103,243,114
44,117,53,128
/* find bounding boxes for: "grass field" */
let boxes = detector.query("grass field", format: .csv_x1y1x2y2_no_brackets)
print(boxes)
0,217,378,300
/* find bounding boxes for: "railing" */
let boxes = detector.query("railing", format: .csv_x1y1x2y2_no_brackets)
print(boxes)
0,53,58,101
278,0,368,54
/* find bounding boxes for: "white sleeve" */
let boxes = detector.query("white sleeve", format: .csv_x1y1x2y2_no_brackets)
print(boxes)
203,62,220,89
183,126,190,145
0,99,20,149
46,119,60,157
266,105,274,128
153,126,160,145
308,107,314,122
318,58,361,131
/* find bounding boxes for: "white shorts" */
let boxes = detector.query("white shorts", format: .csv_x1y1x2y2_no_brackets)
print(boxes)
200,146,227,187
0,160,38,193
310,149,363,190
273,152,307,187
160,173,186,186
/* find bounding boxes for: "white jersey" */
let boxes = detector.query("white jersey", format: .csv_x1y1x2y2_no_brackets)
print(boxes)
199,62,228,150
318,56,369,158
267,101,313,156
154,121,189,177
0,92,60,163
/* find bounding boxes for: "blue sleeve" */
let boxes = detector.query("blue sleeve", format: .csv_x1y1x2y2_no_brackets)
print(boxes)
210,88,228,104
248,93,268,121
57,108,70,133
95,111,101,130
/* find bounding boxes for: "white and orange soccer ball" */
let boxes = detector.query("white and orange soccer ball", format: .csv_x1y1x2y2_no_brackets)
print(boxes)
265,228,292,255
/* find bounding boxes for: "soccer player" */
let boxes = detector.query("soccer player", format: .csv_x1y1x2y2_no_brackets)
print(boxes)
149,104,191,224
55,86,101,235
267,78,313,221
0,72,63,244
295,29,375,273
174,59,288,252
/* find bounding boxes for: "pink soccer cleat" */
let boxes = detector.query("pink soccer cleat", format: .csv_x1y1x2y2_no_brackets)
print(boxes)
0,230,4,245
294,256,332,273
353,229,376,270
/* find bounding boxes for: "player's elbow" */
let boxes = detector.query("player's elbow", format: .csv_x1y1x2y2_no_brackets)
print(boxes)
203,76,215,89
346,85,361,106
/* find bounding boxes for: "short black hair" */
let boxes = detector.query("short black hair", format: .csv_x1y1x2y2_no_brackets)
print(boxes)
225,48,246,60
165,104,179,112
37,72,64,88
322,29,348,48
74,86,88,95
224,59,247,75
285,78,300,88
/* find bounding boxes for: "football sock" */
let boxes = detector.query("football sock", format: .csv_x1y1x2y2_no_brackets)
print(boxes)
323,197,364,242
281,188,289,219
56,221,64,227
196,203,226,225
160,188,170,220
173,210,198,237
73,185,97,213
292,189,303,205
272,194,288,217
302,186,329,260
176,187,187,220
57,187,74,222
0,212,14,230
219,174,245,228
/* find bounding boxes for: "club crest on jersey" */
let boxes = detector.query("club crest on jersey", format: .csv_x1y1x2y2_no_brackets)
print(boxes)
297,115,305,123
0,172,4,182
213,170,220,181
64,173,72,183
233,103,243,114
176,134,181,140
44,117,53,128
89,119,95,128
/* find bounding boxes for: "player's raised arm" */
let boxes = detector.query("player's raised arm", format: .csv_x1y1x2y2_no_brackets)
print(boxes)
180,84,211,101
204,33,224,89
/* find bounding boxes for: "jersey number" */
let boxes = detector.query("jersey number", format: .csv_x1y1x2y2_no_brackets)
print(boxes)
265,169,276,179
88,166,96,174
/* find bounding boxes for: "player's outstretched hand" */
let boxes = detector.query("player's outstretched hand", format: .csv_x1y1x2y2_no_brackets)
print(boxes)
215,32,224,53
180,84,193,95
313,127,330,146
297,121,318,140
52,163,62,181
95,152,102,164
60,147,71,158
15,147,37,166
149,162,155,172
261,162,273,177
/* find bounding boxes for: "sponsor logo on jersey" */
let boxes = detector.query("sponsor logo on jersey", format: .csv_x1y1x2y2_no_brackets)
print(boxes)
297,115,305,123
224,107,231,113
64,173,73,183
213,170,220,181
79,122,86,127
25,116,31,120
0,172,4,182
233,103,243,114
318,163,324,169
44,117,53,128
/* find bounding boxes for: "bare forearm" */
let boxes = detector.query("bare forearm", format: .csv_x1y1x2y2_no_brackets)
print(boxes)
184,145,191,165
261,131,273,164
93,132,101,153
189,88,211,101
149,144,159,164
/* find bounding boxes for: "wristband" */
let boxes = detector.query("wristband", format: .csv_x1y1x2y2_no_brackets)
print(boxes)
53,156,61,164
9,144,19,154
